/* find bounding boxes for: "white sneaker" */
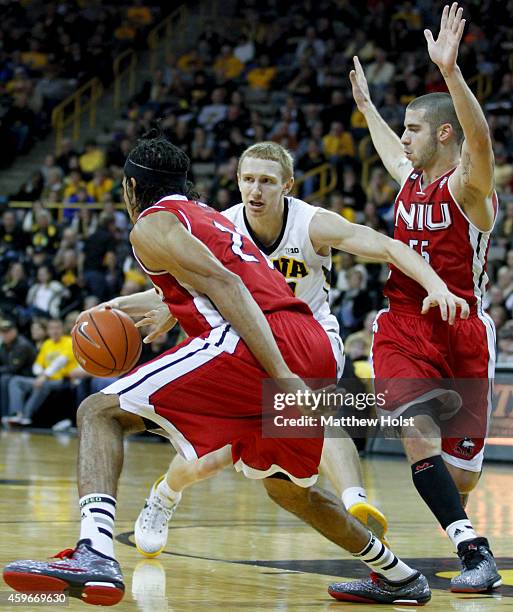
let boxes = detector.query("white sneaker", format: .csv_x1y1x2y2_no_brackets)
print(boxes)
52,419,72,432
134,475,179,558
3,414,22,425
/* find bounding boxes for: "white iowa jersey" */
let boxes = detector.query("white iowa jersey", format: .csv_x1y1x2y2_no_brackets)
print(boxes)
222,197,340,336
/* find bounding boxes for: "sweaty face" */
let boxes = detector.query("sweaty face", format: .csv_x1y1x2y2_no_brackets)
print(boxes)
238,158,293,218
401,108,438,170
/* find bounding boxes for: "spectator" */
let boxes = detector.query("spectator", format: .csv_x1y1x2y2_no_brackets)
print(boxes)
28,209,60,254
5,318,77,426
30,320,48,351
233,34,255,65
366,167,397,207
246,53,277,91
339,167,367,213
82,212,118,300
0,319,37,421
79,140,106,176
0,210,27,262
197,88,228,131
366,49,395,91
295,26,326,63
297,139,327,197
333,264,375,337
86,169,114,201
498,321,513,363
11,171,44,202
63,170,87,200
213,45,244,82
322,121,355,161
0,261,29,317
25,264,68,319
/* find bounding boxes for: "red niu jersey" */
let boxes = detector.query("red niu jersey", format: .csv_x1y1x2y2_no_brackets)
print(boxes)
134,195,310,336
385,168,498,315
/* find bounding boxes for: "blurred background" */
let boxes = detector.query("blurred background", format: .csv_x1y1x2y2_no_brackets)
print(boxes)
0,0,511,456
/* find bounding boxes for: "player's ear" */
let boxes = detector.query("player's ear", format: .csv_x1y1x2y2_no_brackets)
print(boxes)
438,123,452,144
283,176,294,195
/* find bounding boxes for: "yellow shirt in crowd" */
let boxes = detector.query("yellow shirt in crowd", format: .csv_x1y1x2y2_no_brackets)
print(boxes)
35,336,77,380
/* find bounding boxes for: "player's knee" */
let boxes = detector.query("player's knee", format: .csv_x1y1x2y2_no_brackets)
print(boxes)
263,476,307,508
76,392,120,426
448,466,480,494
195,454,226,480
401,415,441,463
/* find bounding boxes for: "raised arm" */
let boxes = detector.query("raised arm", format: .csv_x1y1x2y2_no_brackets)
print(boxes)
309,209,469,324
350,56,412,185
425,3,495,230
130,212,299,383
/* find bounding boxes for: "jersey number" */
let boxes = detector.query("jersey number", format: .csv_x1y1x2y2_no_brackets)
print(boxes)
213,221,273,268
409,239,430,263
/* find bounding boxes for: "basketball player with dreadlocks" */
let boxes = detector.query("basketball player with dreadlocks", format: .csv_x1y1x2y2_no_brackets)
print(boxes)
4,127,470,605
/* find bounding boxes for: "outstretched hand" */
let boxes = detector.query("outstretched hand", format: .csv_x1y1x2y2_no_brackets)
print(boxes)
424,2,466,74
349,56,372,112
421,289,469,325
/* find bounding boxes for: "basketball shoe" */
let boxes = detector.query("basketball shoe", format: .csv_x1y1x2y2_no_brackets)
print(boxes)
450,537,502,593
3,539,124,606
349,502,389,546
135,475,179,557
328,571,431,605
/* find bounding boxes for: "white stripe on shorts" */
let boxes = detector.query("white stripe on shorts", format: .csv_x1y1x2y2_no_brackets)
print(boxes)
101,324,239,460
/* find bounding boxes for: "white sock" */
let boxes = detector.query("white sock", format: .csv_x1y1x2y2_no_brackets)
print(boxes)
354,533,416,583
446,519,478,548
342,486,368,510
156,478,182,507
79,494,116,558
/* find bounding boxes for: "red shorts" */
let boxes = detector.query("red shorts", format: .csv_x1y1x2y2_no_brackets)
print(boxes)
371,308,496,471
103,311,337,487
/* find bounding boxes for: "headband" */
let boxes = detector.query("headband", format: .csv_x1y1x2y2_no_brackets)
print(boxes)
124,157,187,191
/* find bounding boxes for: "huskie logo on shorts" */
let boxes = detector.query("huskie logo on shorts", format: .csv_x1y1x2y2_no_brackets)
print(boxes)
455,437,476,457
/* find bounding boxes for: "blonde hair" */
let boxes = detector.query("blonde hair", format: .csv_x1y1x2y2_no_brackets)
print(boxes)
238,141,294,181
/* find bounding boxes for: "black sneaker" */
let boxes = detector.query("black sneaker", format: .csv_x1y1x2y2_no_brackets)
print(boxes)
451,537,502,593
328,571,431,605
3,539,124,606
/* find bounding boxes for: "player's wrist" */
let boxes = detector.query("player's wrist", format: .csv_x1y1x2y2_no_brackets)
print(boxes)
426,281,449,294
439,64,460,80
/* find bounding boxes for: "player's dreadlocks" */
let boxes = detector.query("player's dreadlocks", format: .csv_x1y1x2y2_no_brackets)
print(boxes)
124,126,198,216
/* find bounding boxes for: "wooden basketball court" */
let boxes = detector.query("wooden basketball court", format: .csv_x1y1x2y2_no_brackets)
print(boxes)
0,430,512,610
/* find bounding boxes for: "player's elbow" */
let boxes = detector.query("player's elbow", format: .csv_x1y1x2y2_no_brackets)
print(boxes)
206,268,245,300
383,237,402,265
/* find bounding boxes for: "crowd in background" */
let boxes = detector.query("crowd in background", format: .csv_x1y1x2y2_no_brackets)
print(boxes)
1,0,513,427
0,0,166,167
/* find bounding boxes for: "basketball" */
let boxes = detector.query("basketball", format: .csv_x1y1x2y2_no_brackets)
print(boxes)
71,308,142,377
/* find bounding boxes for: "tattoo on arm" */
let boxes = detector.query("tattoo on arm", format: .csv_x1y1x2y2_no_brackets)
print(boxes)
462,151,471,186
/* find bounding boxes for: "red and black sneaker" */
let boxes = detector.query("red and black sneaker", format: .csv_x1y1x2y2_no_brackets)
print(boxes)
328,571,431,605
3,539,124,606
